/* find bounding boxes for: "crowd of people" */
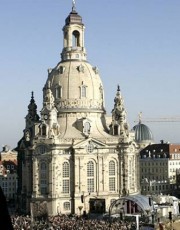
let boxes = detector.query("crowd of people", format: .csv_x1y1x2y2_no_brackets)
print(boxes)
0,186,149,229
11,214,137,230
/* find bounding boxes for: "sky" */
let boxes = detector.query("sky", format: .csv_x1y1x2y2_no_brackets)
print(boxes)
0,0,180,149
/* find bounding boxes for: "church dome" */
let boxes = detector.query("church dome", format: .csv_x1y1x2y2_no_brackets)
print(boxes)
133,122,154,143
45,60,105,113
43,7,105,114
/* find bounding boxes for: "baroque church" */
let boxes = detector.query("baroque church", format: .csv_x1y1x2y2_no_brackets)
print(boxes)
16,3,140,216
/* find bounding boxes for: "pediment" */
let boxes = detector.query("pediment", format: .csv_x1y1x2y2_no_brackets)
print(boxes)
73,138,107,149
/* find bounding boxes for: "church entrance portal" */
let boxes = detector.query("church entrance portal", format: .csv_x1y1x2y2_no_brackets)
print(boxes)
89,198,105,214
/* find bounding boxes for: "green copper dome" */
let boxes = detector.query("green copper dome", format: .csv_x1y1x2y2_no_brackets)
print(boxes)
133,123,154,143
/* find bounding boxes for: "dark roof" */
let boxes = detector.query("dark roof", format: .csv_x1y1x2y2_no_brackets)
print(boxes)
65,10,83,26
140,143,169,155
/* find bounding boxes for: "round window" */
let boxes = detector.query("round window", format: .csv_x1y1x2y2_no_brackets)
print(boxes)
87,143,94,153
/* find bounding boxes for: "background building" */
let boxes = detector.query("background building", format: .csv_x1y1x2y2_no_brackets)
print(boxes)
0,145,17,162
0,146,18,206
140,141,180,196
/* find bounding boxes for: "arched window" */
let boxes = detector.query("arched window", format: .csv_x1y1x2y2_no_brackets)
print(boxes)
41,162,47,170
42,125,46,136
81,85,86,98
63,162,69,178
55,86,62,99
87,161,94,193
114,125,119,135
64,32,68,47
109,161,115,191
40,162,48,195
87,161,94,177
72,30,80,47
87,142,94,153
109,161,115,176
84,122,91,135
59,66,65,74
62,162,70,193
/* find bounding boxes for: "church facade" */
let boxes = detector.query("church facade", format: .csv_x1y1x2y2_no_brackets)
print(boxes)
17,4,140,216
